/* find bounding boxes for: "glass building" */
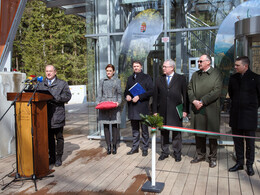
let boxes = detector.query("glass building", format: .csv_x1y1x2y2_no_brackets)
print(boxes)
44,0,260,138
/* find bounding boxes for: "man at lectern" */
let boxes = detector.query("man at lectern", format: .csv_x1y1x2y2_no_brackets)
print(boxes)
38,65,71,167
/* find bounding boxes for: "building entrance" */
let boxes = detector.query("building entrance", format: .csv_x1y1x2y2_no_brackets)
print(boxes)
235,15,260,74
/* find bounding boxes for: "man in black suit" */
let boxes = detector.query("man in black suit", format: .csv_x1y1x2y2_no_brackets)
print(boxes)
228,56,260,176
153,59,188,162
124,61,153,156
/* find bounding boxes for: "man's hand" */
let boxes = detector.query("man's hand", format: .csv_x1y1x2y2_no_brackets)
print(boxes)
132,96,140,103
126,95,132,102
183,112,187,118
193,100,203,110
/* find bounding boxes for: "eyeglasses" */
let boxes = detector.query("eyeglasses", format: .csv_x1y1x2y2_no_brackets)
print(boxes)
197,60,209,63
162,66,172,68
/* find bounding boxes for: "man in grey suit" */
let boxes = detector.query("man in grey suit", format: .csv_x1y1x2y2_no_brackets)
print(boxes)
153,59,188,162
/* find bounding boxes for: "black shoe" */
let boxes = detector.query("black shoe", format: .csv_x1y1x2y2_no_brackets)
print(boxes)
142,150,148,156
173,154,182,162
127,149,139,155
49,158,55,165
228,164,243,172
158,154,168,161
246,165,255,176
107,145,111,155
112,145,117,155
209,160,217,168
55,158,62,167
175,157,182,162
190,157,205,164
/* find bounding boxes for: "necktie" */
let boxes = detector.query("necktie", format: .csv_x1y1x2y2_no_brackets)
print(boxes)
48,80,52,86
167,76,171,86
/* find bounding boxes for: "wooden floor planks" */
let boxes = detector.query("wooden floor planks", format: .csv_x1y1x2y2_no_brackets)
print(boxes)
0,135,259,195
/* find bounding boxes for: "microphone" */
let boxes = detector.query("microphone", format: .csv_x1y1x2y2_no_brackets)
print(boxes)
31,77,38,82
31,76,43,82
37,76,43,82
23,77,33,83
27,76,43,106
23,79,31,83
24,76,43,90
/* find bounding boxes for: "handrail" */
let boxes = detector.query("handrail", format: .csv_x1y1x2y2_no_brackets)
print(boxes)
186,13,216,57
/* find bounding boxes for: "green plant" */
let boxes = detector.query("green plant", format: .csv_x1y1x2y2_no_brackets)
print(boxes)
140,114,164,133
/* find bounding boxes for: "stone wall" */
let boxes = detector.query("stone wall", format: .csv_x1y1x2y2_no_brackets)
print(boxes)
0,72,25,158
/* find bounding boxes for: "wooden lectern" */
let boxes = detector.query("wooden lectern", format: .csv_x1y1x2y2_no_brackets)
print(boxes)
7,92,53,178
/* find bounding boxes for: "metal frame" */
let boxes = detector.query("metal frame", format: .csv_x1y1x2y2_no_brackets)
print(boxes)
0,0,28,71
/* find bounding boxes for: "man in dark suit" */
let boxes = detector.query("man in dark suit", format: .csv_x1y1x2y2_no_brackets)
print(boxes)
38,65,71,167
153,59,188,162
124,61,153,156
228,56,260,176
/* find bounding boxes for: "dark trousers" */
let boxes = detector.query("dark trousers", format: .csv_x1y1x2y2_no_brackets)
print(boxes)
232,128,255,165
131,120,149,151
49,127,64,160
104,124,118,146
160,129,182,158
195,136,218,161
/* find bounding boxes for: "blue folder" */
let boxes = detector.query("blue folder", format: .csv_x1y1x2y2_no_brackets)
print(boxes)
129,82,146,97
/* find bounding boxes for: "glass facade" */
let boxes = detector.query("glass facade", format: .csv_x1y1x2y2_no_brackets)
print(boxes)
84,0,249,137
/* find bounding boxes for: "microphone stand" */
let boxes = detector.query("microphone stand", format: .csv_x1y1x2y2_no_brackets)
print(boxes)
27,80,54,191
27,81,40,106
0,83,28,122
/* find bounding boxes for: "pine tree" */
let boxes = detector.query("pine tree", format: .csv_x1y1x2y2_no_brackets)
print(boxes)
12,0,93,85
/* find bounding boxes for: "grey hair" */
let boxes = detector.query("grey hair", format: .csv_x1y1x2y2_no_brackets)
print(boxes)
46,65,56,71
164,59,175,67
202,54,212,64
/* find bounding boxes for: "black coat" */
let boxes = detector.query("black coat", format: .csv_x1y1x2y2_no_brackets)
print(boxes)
153,73,189,126
228,69,260,130
124,71,153,120
38,77,72,128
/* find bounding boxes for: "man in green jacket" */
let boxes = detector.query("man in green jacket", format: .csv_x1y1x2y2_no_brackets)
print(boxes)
188,54,223,168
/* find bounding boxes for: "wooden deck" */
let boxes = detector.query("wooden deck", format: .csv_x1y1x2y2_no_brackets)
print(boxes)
0,134,260,194
1,103,260,194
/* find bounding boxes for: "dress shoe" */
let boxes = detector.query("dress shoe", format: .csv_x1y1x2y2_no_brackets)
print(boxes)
209,160,217,168
246,165,255,176
142,150,148,157
174,154,182,162
158,154,168,161
228,164,243,172
127,149,139,155
55,158,62,167
112,144,117,155
107,145,111,155
190,157,205,164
